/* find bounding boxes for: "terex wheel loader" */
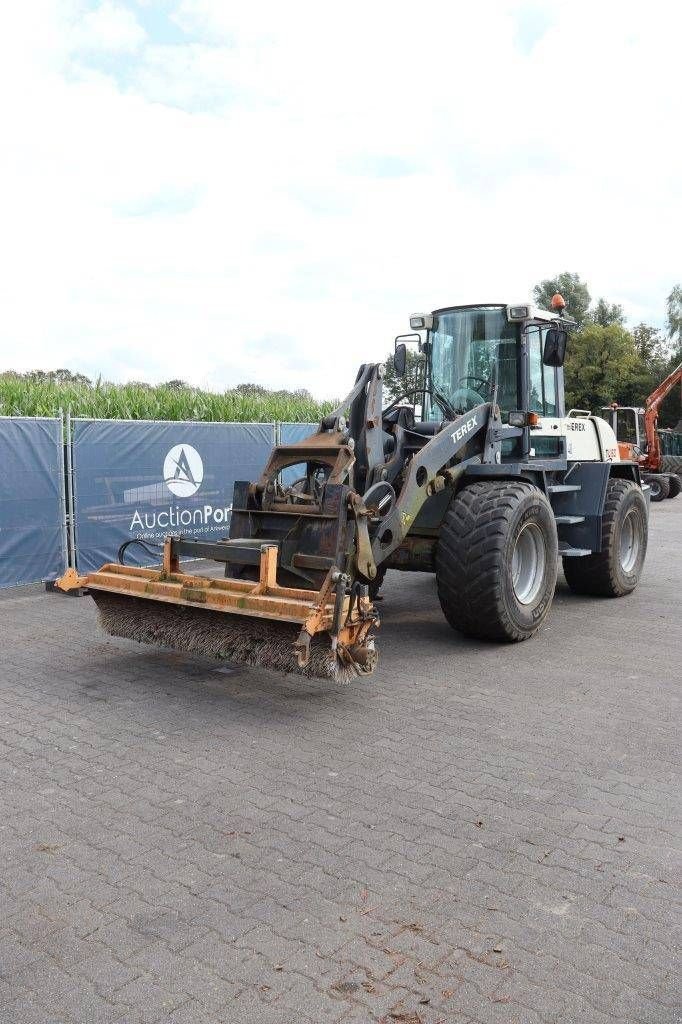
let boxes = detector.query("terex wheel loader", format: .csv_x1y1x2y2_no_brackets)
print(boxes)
57,297,650,682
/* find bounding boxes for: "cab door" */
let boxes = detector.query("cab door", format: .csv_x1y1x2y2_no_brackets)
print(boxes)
526,326,563,458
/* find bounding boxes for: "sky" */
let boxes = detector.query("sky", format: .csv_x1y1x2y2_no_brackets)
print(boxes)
0,0,680,399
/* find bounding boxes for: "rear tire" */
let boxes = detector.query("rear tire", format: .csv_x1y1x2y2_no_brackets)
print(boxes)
648,475,669,501
562,478,647,597
436,480,558,642
666,474,681,498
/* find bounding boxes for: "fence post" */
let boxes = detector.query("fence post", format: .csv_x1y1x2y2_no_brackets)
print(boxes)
65,409,77,569
58,409,69,573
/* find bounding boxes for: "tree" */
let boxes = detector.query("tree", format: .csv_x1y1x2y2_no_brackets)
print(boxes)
163,379,189,390
52,368,92,386
382,348,423,403
533,272,591,327
563,323,643,411
588,299,625,327
666,284,682,343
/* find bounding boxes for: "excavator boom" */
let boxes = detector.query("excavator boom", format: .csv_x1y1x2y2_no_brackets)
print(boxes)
643,362,681,471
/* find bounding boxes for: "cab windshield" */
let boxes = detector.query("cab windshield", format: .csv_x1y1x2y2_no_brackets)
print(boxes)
430,306,519,417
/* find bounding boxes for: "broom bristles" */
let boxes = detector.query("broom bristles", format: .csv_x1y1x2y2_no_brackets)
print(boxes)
92,592,365,683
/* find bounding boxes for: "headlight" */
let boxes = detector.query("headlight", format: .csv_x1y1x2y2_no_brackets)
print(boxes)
409,314,433,330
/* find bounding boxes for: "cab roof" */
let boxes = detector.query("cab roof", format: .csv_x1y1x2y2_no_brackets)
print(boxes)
431,302,565,323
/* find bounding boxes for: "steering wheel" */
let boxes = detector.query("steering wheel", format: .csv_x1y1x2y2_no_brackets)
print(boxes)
457,375,488,392
449,376,487,412
275,467,327,505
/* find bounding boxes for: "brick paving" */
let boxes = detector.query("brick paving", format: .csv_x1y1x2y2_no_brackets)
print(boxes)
0,500,680,1024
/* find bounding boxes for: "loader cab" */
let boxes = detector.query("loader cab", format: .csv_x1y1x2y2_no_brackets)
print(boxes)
403,303,568,462
601,406,647,452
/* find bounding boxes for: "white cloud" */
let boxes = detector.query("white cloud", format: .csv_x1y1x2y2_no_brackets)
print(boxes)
0,0,679,397
72,1,146,53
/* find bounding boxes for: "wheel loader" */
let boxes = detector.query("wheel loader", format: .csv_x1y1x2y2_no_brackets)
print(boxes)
57,296,650,682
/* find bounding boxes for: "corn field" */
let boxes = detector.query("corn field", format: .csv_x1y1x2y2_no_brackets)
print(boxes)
0,376,336,423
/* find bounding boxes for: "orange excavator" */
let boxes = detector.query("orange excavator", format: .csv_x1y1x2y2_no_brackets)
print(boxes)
602,362,682,501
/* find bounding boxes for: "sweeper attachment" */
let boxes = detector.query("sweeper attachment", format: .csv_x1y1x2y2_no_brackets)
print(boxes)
57,300,650,681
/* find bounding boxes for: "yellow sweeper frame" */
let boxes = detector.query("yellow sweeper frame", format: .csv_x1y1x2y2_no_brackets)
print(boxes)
56,538,377,675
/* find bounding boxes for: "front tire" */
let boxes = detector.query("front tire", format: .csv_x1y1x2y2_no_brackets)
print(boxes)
666,474,681,498
436,480,558,642
648,475,669,501
562,478,647,597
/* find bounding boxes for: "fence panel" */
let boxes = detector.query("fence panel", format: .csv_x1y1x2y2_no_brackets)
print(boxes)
71,420,276,573
280,422,318,446
0,417,67,588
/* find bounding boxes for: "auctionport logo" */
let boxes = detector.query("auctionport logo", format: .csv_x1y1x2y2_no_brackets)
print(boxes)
163,444,204,497
128,443,231,534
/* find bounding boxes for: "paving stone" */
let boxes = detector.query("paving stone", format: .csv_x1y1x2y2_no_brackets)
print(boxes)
0,501,680,1023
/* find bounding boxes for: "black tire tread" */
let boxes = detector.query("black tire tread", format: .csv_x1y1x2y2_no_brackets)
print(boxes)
562,478,646,596
648,474,670,501
436,480,556,642
665,474,681,499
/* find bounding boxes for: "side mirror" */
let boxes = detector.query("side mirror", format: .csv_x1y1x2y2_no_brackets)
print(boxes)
393,343,407,376
542,327,568,367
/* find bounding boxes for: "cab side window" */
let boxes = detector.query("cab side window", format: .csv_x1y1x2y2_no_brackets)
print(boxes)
528,328,558,416
529,329,543,413
617,409,638,444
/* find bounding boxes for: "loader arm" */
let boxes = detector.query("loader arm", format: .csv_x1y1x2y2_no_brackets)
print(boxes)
372,403,491,565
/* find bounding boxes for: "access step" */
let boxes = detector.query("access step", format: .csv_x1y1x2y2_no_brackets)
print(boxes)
547,483,581,494
554,515,585,525
559,542,592,557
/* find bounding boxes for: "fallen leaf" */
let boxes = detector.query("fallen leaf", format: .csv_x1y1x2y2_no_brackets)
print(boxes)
34,843,59,854
274,964,284,971
334,981,359,994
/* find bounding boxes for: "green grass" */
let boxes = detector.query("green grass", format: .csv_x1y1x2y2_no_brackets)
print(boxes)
0,376,336,423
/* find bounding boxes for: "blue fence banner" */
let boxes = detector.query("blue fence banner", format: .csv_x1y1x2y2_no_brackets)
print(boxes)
0,418,67,588
71,420,276,573
280,422,317,446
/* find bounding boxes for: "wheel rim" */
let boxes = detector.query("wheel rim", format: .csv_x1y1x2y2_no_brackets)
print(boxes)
619,509,640,573
511,521,546,604
650,480,661,498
